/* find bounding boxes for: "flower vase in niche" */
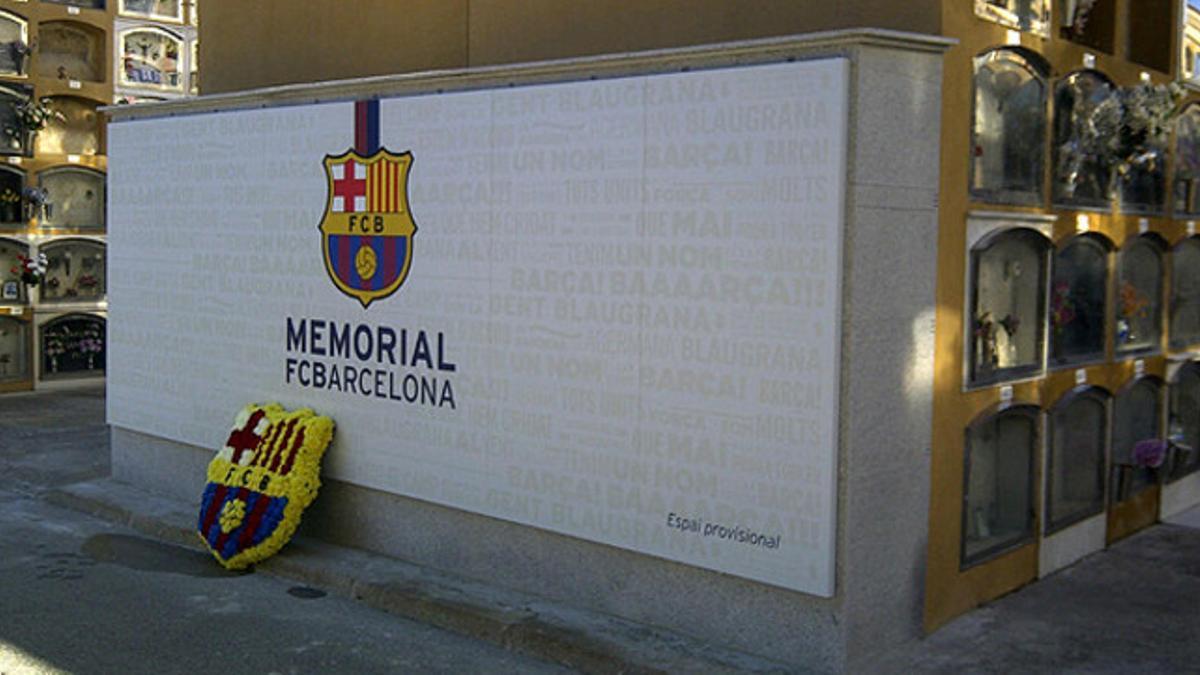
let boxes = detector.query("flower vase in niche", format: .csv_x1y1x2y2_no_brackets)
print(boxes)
11,252,46,286
975,312,999,377
22,188,49,223
1118,280,1149,345
5,98,63,156
0,188,21,224
997,313,1020,368
1050,281,1075,353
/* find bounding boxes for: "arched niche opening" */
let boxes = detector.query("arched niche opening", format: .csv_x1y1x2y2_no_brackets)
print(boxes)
36,20,106,83
1169,362,1200,482
1111,376,1164,503
1170,237,1200,351
1114,234,1166,357
33,95,101,156
0,314,30,381
962,404,1040,567
37,166,104,229
120,0,181,21
0,236,30,303
40,312,104,378
1046,387,1110,534
970,47,1049,206
119,27,183,91
1050,233,1112,367
1174,104,1200,215
969,227,1051,385
0,10,30,77
1052,70,1118,210
38,237,104,303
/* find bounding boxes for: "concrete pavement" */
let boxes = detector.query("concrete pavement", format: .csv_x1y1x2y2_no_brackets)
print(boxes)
0,383,571,675
4,382,1200,673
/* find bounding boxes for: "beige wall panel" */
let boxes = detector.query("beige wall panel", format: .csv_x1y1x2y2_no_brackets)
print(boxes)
202,0,468,93
467,0,940,66
201,0,939,93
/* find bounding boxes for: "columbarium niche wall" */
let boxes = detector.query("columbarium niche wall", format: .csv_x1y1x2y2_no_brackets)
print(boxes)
37,166,104,229
1114,235,1165,357
0,84,34,156
37,238,104,303
974,0,1051,37
42,0,106,10
0,165,24,225
1175,104,1200,216
119,0,181,21
962,404,1039,567
1170,237,1200,351
0,10,29,77
0,315,29,382
1050,233,1110,367
1111,376,1164,503
968,226,1051,386
119,27,183,91
1052,70,1117,210
39,312,104,378
1168,363,1200,483
1046,387,1109,534
970,47,1048,206
34,96,102,156
0,237,30,304
37,21,106,83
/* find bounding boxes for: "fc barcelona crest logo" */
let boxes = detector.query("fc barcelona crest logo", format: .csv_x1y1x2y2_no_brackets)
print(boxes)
198,403,335,570
319,147,418,308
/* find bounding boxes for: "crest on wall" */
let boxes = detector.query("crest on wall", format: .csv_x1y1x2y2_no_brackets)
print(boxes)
318,149,417,309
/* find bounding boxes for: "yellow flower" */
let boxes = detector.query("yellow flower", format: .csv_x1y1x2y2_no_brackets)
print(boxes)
219,498,247,533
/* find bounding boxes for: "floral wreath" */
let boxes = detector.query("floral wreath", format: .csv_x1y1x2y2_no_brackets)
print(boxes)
198,403,335,569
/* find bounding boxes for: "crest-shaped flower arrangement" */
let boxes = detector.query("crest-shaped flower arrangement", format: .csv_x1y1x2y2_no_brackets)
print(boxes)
198,403,335,569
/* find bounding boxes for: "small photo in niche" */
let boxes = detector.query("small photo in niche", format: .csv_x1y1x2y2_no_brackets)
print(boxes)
1,280,18,300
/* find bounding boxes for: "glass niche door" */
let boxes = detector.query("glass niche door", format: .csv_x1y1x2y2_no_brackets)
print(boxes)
1108,376,1164,543
0,315,30,383
38,239,104,303
968,228,1051,386
962,405,1039,568
40,313,104,379
1114,235,1165,357
1046,388,1109,535
1167,363,1200,484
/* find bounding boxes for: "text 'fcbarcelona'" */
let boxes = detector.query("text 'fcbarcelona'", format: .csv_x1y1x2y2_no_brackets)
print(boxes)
284,317,457,409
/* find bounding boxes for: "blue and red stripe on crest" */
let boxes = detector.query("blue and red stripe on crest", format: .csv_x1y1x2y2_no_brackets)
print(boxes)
355,100,380,156
198,482,290,563
327,234,407,291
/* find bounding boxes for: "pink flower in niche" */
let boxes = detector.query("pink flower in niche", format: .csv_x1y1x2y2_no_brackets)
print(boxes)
1132,439,1168,469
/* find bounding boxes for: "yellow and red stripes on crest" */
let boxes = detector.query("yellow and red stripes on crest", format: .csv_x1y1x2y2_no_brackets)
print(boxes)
248,417,307,476
367,160,402,213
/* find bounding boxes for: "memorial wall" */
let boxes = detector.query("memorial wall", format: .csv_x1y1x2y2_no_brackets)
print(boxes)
108,58,849,596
